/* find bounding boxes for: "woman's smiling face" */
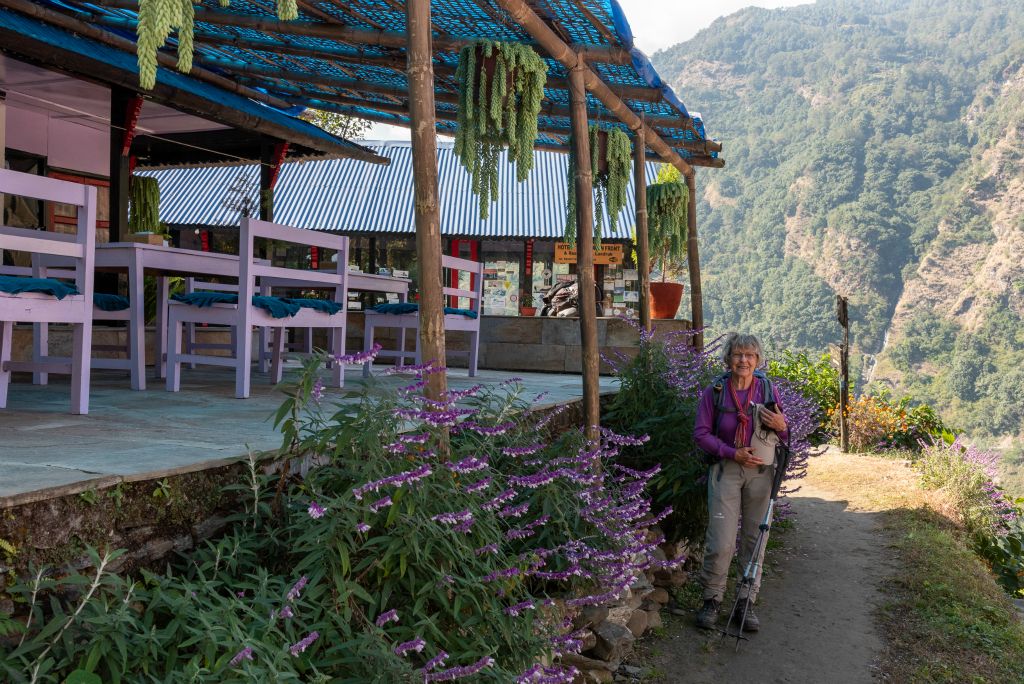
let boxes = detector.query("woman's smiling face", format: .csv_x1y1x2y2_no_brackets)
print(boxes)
729,346,760,381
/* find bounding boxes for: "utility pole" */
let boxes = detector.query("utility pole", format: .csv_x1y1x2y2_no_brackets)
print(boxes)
837,295,850,453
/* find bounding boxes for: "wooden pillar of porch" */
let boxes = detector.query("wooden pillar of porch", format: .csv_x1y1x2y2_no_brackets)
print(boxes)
259,139,275,222
633,123,651,333
686,172,704,349
108,87,133,244
568,66,600,439
405,0,446,400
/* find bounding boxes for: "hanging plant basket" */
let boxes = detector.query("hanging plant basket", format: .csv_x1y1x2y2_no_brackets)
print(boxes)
136,0,298,89
646,179,689,282
564,125,632,248
454,40,548,220
128,175,161,234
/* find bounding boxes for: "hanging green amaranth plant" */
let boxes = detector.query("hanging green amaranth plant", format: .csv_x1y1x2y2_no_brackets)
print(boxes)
563,125,633,248
454,40,548,219
128,175,161,233
646,174,689,282
136,0,298,89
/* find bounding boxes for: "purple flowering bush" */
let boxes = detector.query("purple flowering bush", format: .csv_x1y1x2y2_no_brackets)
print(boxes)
917,437,1024,596
2,353,675,682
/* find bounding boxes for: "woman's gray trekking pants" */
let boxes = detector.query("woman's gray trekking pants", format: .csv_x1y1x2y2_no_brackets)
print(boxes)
699,458,774,603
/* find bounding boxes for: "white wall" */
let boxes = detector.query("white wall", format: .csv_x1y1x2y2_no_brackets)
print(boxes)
6,103,108,177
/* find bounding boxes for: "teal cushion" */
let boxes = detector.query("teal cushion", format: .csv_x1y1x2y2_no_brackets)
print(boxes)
0,276,79,300
371,302,478,319
93,293,130,311
172,292,301,319
285,298,343,315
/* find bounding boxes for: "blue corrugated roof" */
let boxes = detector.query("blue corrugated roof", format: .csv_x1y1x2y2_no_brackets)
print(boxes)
0,6,385,164
143,140,659,239
35,0,720,166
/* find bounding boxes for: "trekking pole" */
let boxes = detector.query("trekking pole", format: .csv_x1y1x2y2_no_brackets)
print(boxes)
719,440,792,650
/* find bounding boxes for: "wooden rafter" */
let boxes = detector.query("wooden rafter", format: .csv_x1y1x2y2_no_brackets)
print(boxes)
494,0,696,177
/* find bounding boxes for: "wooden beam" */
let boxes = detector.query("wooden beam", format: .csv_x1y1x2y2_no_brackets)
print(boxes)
494,0,699,179
92,0,634,65
568,65,601,439
0,0,294,111
686,173,704,350
406,0,446,401
191,52,663,103
634,122,652,332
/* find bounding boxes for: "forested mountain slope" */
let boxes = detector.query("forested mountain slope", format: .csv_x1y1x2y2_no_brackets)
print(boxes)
652,0,1024,445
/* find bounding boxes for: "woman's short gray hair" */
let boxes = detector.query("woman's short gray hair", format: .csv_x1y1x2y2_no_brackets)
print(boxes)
721,333,764,368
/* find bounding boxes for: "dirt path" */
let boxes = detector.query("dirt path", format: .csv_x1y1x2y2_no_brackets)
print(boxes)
642,456,899,683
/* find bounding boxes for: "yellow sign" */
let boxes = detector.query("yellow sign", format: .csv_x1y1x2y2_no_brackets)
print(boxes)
554,242,624,266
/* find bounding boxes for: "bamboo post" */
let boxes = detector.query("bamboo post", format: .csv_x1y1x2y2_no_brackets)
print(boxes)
686,172,704,349
406,0,446,401
568,66,600,439
633,123,651,332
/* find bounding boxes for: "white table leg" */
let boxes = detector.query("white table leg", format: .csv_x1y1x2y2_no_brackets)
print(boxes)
127,251,146,390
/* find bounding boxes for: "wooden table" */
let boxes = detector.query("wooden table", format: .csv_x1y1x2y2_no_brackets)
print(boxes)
94,243,241,391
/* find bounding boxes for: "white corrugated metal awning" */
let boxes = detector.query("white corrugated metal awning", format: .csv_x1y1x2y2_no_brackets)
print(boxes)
143,140,660,240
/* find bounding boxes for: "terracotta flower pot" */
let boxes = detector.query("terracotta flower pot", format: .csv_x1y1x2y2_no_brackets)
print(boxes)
519,306,537,317
649,282,684,319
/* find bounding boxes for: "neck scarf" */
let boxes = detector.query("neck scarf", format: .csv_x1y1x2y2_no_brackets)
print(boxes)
728,376,754,447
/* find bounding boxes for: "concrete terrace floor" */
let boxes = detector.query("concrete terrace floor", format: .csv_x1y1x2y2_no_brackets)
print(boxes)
0,365,617,505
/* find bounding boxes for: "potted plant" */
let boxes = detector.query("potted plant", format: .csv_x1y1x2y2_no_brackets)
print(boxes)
128,175,166,245
646,165,689,319
564,125,632,248
454,39,548,219
519,289,537,317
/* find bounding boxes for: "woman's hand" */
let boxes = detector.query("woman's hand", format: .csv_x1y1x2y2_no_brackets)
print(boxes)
734,447,764,468
761,408,787,432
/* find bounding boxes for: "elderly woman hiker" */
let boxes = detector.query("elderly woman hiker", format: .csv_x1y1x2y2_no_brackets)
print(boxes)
693,333,788,632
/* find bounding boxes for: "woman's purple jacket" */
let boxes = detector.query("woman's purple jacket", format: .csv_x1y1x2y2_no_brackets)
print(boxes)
694,379,788,460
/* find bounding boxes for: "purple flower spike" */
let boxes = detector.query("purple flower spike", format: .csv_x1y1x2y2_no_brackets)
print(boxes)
394,636,427,656
424,656,496,681
333,342,381,366
289,631,319,656
229,646,254,666
375,608,399,627
307,500,326,519
311,378,324,403
370,496,393,512
279,605,294,619
356,522,371,533
286,576,308,602
424,650,450,672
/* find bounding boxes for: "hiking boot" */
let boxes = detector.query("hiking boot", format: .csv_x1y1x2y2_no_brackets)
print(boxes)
731,601,760,632
695,599,721,630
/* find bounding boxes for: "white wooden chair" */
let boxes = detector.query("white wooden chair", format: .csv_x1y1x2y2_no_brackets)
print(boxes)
166,217,349,398
0,169,96,414
0,264,131,385
362,255,483,377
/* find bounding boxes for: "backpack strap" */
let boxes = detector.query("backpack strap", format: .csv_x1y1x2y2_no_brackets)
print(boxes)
712,369,773,439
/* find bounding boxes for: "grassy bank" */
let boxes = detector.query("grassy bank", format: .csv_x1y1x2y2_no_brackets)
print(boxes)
812,451,1024,683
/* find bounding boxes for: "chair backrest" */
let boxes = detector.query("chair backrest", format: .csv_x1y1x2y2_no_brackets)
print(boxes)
441,254,484,315
0,169,96,302
238,217,348,306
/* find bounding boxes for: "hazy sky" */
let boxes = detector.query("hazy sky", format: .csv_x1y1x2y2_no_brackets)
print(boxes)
366,0,810,140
